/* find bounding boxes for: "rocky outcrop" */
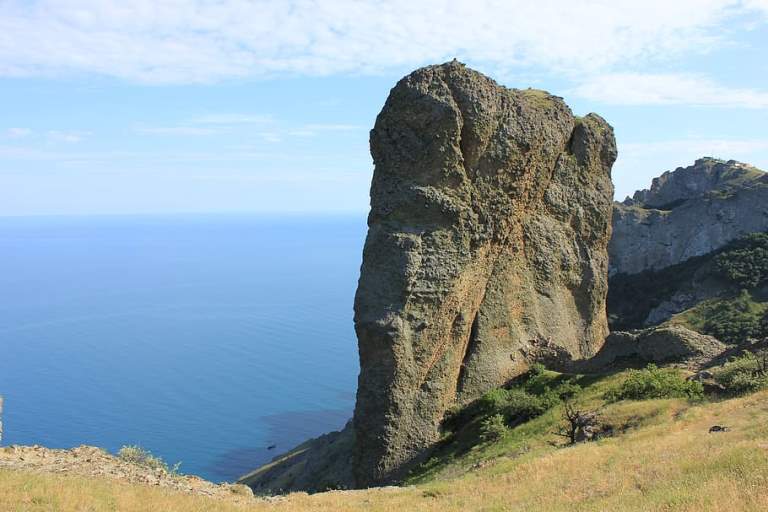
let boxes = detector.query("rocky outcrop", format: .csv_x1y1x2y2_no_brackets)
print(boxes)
520,325,726,371
610,158,768,276
0,445,257,501
592,325,726,370
353,61,616,486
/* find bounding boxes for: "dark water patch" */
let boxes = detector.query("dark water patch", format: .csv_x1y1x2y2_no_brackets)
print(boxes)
206,407,352,482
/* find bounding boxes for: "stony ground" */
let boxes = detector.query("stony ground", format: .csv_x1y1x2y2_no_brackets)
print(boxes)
0,444,264,502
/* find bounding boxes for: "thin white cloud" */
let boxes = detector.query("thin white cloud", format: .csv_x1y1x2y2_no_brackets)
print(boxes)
134,113,271,136
134,116,362,139
134,126,221,136
6,127,31,138
744,0,768,14
303,124,362,131
0,0,756,84
47,130,90,143
573,73,768,108
259,132,282,143
621,138,768,156
190,114,273,125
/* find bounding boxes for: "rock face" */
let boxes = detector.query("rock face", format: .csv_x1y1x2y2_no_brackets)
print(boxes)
610,158,768,276
353,61,616,486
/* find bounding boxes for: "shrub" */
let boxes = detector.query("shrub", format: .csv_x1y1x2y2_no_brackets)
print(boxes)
478,388,512,415
479,413,508,442
447,367,584,444
605,364,704,402
118,445,181,474
700,290,768,344
474,373,583,431
714,352,768,396
715,233,768,289
503,389,552,425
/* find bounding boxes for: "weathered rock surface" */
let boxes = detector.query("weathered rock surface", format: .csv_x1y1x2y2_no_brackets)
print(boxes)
592,325,727,370
353,61,616,486
610,158,768,276
520,324,726,371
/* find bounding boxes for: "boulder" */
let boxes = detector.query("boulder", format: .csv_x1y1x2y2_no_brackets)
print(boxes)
588,325,727,370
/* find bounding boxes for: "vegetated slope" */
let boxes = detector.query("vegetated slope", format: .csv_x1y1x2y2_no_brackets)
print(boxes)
5,367,768,511
608,231,768,339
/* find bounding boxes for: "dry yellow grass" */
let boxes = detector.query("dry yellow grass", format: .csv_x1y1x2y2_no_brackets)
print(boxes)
3,390,768,511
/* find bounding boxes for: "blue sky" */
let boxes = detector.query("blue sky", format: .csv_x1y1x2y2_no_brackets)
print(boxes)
1,0,767,216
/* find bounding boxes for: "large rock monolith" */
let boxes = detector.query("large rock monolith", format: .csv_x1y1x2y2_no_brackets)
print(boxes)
353,61,617,486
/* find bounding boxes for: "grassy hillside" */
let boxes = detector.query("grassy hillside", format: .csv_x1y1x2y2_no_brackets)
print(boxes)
4,368,768,511
670,290,768,344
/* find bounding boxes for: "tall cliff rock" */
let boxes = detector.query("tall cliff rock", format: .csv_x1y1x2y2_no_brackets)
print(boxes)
353,61,616,486
610,158,768,276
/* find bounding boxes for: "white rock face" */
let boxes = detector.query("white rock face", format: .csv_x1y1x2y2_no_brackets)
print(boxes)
609,158,768,276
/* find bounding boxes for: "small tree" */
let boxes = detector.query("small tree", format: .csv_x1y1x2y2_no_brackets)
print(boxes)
479,413,508,442
555,401,601,445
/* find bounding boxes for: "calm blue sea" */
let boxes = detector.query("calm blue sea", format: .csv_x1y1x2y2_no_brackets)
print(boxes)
0,214,365,482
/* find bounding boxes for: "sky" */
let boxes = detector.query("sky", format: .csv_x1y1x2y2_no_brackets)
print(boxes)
1,0,767,216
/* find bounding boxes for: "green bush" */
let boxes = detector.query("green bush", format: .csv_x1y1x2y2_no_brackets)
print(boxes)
444,367,583,441
715,233,768,289
714,352,768,396
699,290,768,344
117,445,181,474
478,388,512,415
503,389,553,425
476,374,582,429
479,413,508,442
605,364,704,402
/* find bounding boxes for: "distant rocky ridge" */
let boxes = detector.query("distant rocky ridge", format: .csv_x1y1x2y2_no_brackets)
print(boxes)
610,158,768,276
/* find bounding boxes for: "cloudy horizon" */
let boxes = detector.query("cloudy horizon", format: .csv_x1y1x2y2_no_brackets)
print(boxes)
1,0,767,215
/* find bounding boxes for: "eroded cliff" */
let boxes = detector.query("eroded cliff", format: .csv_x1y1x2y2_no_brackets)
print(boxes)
353,61,616,486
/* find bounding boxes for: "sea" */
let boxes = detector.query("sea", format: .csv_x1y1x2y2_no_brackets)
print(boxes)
0,213,366,482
